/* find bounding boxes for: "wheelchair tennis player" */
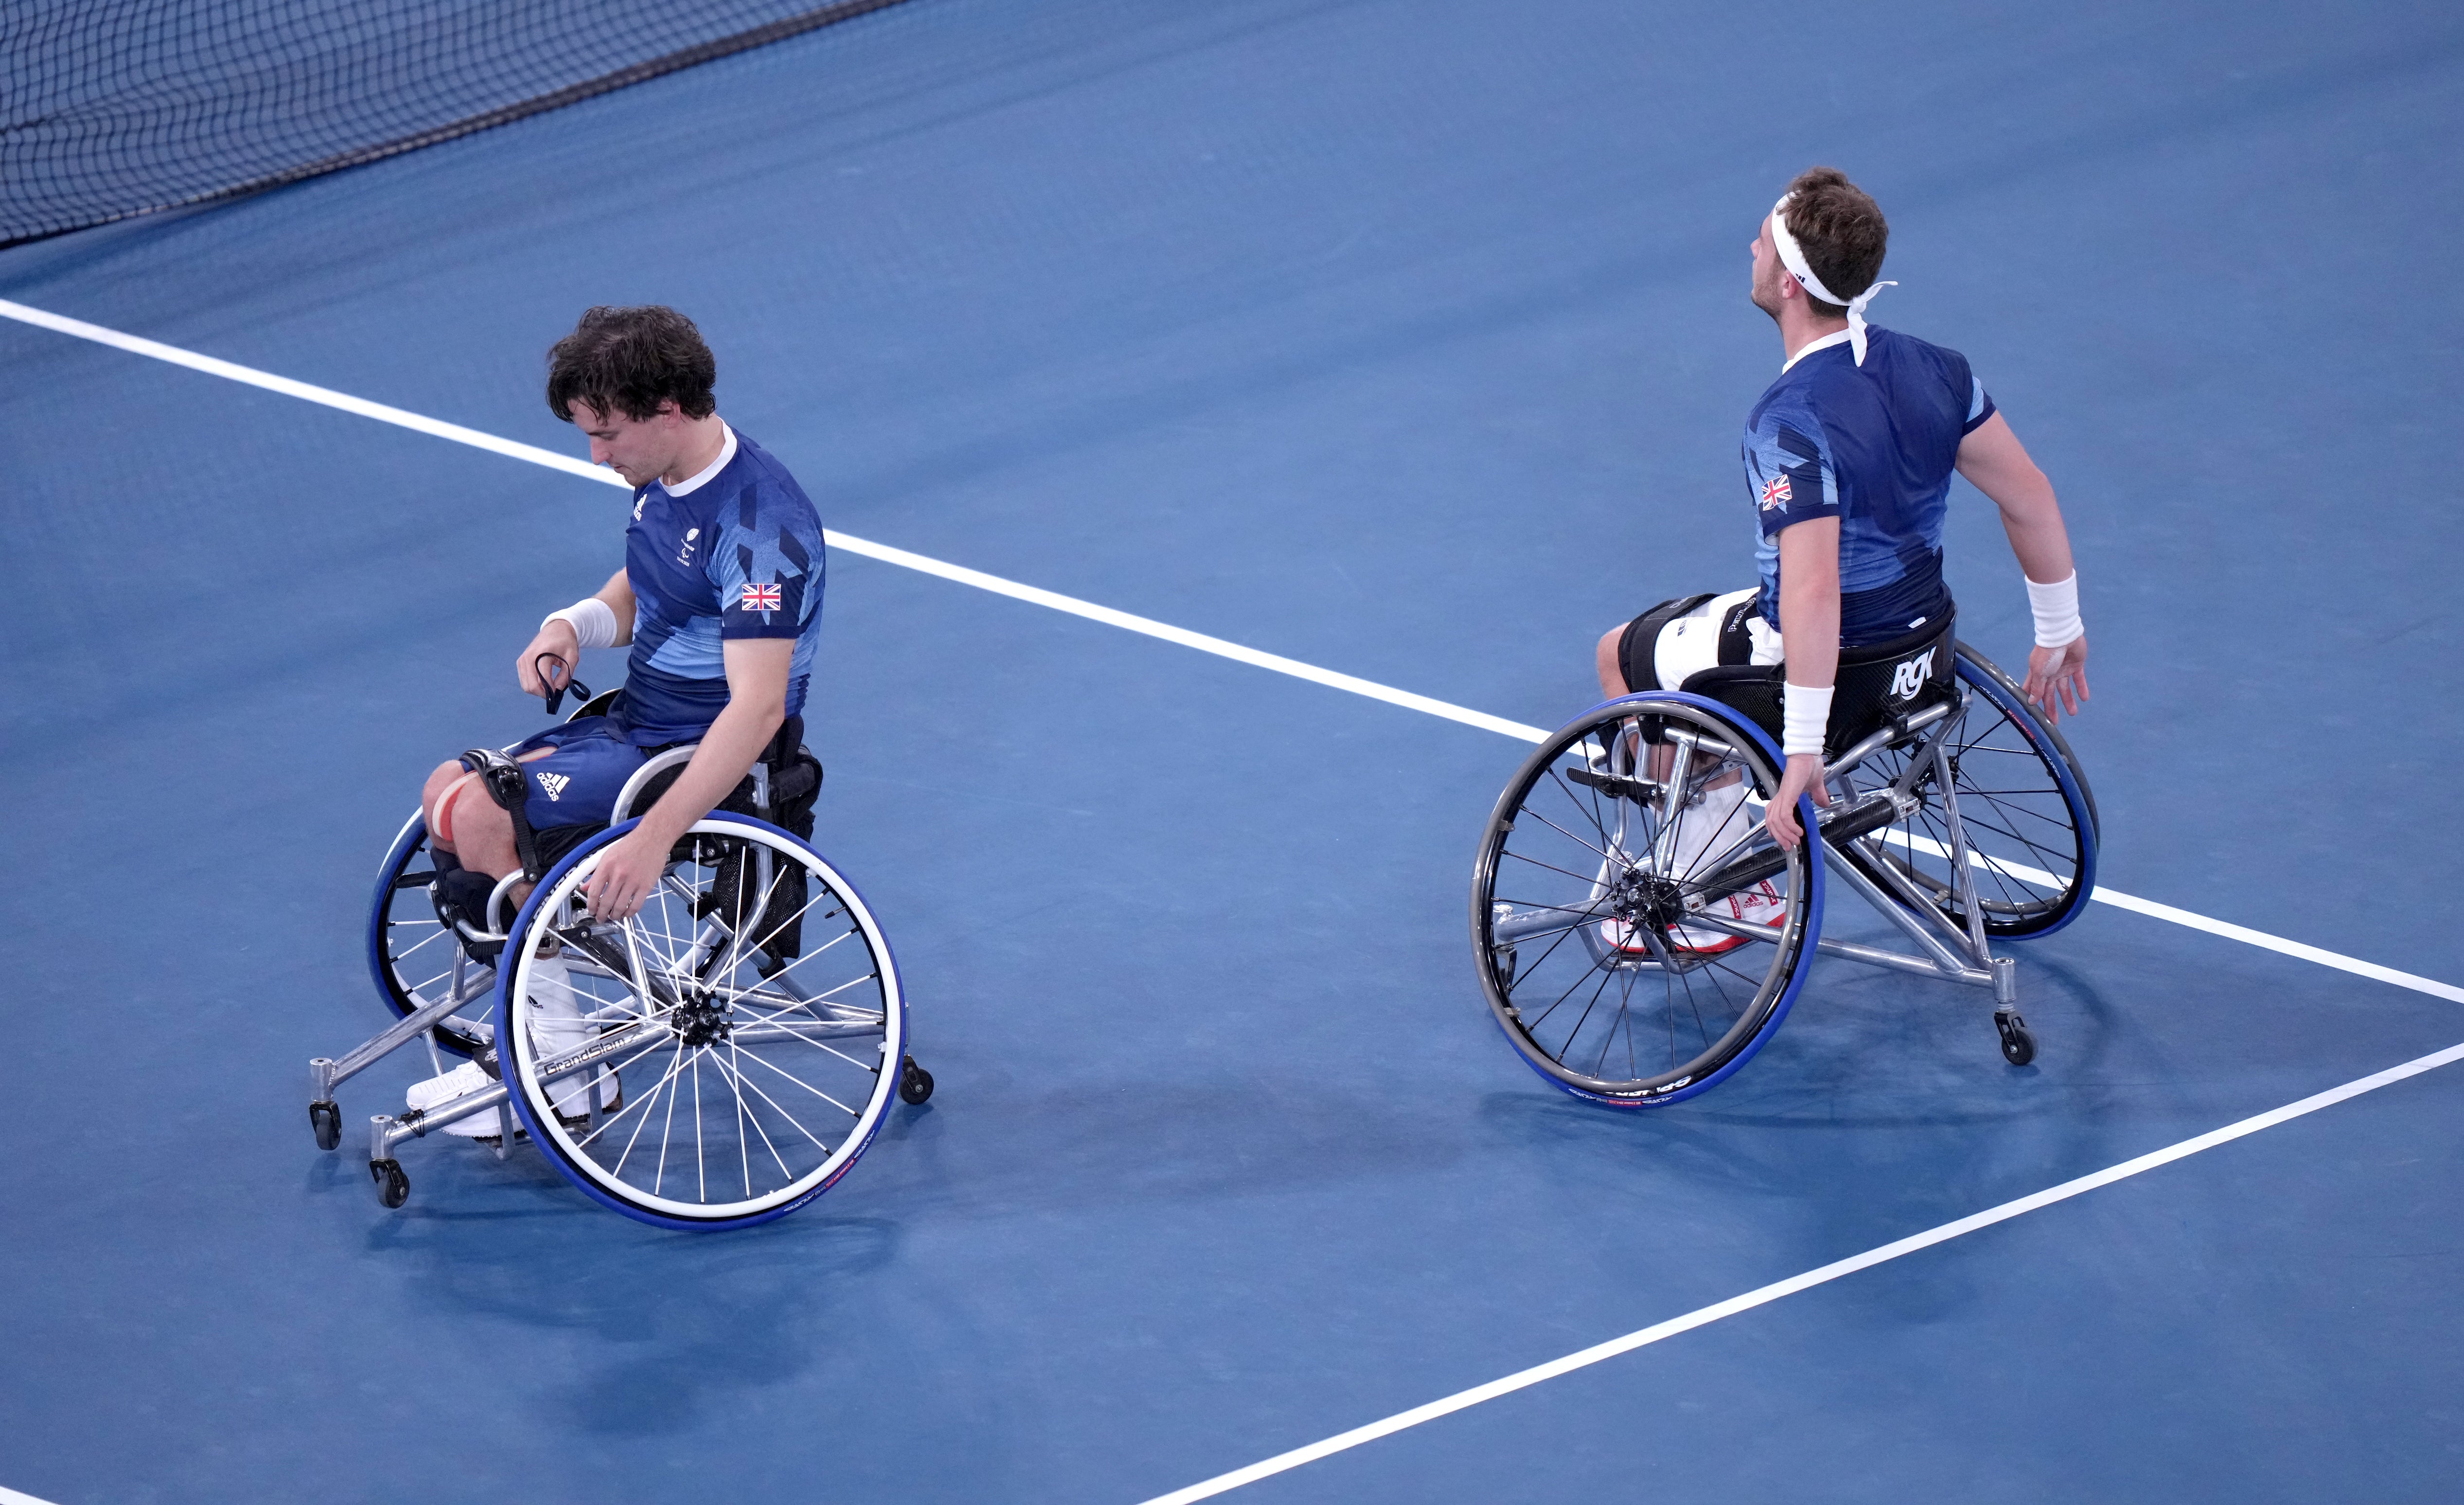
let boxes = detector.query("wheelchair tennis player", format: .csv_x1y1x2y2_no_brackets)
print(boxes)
409,304,829,1133
1593,166,2091,955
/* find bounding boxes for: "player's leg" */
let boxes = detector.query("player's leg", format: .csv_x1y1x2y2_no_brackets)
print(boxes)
1595,591,1772,953
406,722,641,1136
418,724,644,948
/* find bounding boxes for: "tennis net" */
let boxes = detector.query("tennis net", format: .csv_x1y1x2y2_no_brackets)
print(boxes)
1,0,910,247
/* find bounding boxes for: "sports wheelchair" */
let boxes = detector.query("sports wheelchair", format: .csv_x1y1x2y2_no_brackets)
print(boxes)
1471,617,2097,1106
307,679,931,1229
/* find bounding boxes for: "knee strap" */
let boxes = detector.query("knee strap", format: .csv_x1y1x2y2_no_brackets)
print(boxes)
1617,594,1716,693
459,748,547,883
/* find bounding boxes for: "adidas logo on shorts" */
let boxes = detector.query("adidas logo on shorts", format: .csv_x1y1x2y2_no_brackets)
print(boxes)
536,771,571,802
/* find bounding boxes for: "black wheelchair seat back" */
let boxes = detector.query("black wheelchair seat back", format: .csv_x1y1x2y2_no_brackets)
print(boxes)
1679,611,1957,761
617,712,824,837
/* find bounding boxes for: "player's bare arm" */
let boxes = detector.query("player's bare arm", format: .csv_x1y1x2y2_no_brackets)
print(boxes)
1765,516,1840,850
1954,412,2089,720
581,637,790,922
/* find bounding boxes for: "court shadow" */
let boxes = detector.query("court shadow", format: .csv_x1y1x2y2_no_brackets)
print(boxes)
863,1078,1465,1222
349,1150,902,1437
1468,947,2143,1318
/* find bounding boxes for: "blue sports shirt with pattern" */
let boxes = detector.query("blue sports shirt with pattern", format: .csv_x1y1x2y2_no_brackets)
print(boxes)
617,426,826,745
1741,326,1995,648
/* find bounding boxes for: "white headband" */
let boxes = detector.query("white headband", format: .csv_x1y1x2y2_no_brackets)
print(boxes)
1769,194,1896,365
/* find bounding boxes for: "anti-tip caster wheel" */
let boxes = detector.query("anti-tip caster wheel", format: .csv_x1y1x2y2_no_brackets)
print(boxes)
1996,1012,2037,1067
898,1056,935,1105
309,1100,342,1152
371,1158,410,1209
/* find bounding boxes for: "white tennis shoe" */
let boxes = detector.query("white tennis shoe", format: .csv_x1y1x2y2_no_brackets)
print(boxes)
405,1061,516,1140
1670,879,1787,954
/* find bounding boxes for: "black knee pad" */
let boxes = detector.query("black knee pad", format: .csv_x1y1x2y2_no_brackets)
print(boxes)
1615,593,1716,693
434,868,503,936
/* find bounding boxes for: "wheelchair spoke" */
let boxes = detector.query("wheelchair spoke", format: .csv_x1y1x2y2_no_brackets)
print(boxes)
709,1049,839,1153
729,1044,865,1120
722,1041,799,1187
1501,847,1629,890
1536,771,1629,866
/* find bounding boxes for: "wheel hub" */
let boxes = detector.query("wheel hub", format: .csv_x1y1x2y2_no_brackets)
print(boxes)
672,992,733,1048
1611,865,1687,931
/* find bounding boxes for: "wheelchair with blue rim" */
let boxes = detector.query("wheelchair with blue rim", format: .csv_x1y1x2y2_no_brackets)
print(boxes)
1471,617,2096,1106
306,673,931,1229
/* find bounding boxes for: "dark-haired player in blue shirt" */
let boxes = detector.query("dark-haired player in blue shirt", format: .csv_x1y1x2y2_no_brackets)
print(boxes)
420,305,825,928
1595,169,2090,946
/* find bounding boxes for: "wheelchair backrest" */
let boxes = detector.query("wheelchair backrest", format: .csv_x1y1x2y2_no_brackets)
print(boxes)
1677,612,1956,762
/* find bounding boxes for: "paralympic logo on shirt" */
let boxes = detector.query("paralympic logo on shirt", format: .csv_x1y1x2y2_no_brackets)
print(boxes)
1758,473,1793,512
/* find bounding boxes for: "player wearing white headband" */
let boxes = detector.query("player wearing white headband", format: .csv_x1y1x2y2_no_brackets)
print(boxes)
1591,166,2090,948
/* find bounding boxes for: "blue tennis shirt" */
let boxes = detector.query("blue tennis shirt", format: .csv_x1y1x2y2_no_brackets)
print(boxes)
618,425,826,744
1741,326,1994,647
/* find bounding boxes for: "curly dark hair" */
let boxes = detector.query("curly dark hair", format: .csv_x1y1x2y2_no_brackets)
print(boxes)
546,305,717,424
1779,167,1888,318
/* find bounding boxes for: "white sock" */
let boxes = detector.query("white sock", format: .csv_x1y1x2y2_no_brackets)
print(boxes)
526,956,610,1116
1667,778,1750,879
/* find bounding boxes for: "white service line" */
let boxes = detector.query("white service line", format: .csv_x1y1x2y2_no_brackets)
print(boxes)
1,1485,63,1505
4,297,2455,1003
1138,1035,2464,1504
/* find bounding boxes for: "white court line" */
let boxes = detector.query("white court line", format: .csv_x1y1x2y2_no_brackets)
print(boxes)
1888,831,2464,1006
1139,1036,2464,1503
1,1485,63,1505
5,296,2458,1007
0,298,1548,747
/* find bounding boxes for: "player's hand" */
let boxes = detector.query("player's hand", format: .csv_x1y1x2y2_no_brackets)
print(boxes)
518,620,581,698
2023,637,2090,722
583,827,667,923
1763,753,1831,850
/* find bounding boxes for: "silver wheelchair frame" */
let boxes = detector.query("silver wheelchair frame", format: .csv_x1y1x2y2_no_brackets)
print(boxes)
1475,640,2096,1104
308,723,933,1227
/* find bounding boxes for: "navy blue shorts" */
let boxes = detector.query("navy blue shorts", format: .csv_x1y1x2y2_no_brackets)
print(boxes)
508,717,651,831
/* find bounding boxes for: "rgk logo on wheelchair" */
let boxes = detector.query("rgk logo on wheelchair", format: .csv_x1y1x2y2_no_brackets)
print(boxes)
307,695,934,1229
1888,646,1937,703
1471,631,2097,1107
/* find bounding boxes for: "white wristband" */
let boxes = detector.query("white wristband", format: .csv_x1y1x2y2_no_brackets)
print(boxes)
1781,681,1832,758
543,596,619,651
2025,571,2083,649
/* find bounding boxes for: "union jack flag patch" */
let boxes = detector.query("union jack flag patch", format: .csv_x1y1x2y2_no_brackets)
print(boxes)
1758,473,1793,511
739,583,783,612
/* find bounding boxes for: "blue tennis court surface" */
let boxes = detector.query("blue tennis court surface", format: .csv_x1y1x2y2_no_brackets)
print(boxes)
4,0,2461,1500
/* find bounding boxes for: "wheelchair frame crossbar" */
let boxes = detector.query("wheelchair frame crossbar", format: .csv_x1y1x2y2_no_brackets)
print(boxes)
1557,685,2026,1011
311,968,494,1100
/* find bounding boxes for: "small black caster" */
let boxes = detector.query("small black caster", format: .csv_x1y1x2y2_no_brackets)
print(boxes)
1997,1012,2037,1067
309,1100,342,1152
371,1158,410,1209
898,1056,934,1105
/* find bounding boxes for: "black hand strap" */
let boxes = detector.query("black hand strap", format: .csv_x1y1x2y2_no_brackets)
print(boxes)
534,654,592,719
